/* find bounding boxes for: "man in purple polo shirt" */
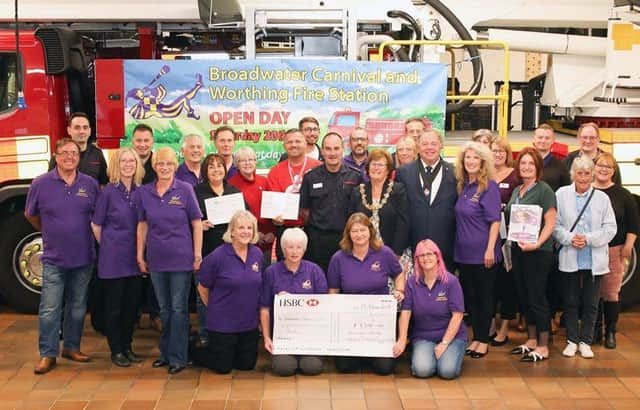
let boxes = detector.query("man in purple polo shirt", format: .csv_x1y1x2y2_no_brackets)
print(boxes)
25,138,100,374
176,134,205,187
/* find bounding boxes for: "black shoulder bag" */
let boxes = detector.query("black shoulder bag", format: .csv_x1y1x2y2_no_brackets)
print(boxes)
554,188,595,252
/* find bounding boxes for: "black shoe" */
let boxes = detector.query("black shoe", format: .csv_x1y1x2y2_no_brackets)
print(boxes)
168,365,186,374
510,345,532,355
605,332,616,349
124,350,142,363
491,336,509,347
111,353,131,368
470,351,487,359
520,351,547,362
465,348,473,356
152,359,169,368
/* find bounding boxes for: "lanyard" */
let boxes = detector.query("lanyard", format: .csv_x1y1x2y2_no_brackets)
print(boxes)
515,182,537,205
287,156,308,192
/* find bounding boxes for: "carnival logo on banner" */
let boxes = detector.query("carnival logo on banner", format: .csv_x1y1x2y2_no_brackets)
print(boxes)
122,59,446,170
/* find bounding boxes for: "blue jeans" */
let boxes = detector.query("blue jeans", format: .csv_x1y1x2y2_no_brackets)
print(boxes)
193,274,208,340
411,338,466,379
39,263,93,357
151,271,191,367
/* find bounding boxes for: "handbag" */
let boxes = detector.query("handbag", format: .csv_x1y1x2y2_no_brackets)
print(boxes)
554,188,595,252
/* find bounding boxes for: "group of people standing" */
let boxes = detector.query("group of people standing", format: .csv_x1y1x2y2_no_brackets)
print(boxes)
25,113,637,381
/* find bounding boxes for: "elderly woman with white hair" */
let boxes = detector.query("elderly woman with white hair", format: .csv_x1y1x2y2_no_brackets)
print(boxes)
228,146,276,253
260,228,328,376
554,156,616,359
191,210,264,373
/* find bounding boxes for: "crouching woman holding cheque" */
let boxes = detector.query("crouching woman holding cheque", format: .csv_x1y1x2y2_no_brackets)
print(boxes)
260,228,328,376
327,212,404,375
394,239,466,379
191,210,263,373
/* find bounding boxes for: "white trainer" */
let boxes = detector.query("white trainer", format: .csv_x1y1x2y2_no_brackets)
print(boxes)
579,342,594,359
562,341,578,357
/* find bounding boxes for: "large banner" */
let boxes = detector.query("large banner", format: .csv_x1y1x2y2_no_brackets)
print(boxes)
122,59,446,170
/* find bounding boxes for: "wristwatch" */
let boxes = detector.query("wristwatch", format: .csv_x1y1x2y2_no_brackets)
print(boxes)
440,340,449,345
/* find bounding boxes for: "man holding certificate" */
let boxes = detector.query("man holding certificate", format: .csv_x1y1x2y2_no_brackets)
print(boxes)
266,129,321,259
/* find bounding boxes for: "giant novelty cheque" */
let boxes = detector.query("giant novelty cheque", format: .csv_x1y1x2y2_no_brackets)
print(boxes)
272,294,397,357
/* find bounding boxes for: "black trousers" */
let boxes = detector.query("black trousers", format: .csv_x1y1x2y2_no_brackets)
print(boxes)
334,356,395,376
512,248,552,334
458,263,497,344
103,275,143,354
305,226,342,273
191,329,259,374
563,270,602,345
493,263,518,320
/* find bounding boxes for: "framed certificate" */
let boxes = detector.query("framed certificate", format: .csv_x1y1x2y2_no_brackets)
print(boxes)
272,294,397,357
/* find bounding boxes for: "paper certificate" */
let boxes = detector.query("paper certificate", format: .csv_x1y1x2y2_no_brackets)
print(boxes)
273,294,397,357
508,204,543,244
204,193,245,225
260,191,300,220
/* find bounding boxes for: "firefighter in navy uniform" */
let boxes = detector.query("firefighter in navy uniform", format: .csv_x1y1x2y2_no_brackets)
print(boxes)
300,132,362,272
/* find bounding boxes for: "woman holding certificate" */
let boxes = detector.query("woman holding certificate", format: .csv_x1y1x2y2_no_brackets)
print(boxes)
192,210,263,373
328,212,404,375
394,239,466,379
593,152,639,349
260,228,328,376
554,156,616,360
453,141,501,359
196,153,245,257
506,147,556,362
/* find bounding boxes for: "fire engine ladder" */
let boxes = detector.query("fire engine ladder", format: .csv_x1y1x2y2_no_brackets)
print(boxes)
374,40,511,138
243,7,358,60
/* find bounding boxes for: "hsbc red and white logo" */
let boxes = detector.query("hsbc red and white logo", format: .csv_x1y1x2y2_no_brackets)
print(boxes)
306,298,320,307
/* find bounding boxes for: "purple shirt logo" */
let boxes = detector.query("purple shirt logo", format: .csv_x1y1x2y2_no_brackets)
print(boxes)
252,262,260,272
302,279,312,289
370,261,381,272
76,187,89,198
168,195,183,206
435,291,448,302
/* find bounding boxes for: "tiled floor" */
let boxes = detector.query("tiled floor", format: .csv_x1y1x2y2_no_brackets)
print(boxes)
1,308,640,409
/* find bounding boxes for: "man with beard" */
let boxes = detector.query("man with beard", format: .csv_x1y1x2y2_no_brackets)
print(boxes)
343,127,370,181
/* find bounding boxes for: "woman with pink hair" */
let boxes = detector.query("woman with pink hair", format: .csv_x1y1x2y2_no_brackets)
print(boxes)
393,239,467,379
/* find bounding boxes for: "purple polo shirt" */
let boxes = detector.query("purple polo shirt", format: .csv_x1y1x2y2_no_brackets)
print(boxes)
25,169,99,269
343,153,369,182
402,273,467,343
261,260,328,310
327,245,402,294
92,183,141,279
175,163,203,187
134,178,202,272
226,164,238,179
198,243,263,333
454,180,502,265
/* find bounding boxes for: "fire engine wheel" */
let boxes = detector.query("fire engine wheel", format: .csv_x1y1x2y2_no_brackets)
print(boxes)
620,243,640,311
0,213,42,313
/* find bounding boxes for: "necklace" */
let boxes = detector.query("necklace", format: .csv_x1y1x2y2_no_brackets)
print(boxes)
359,181,393,240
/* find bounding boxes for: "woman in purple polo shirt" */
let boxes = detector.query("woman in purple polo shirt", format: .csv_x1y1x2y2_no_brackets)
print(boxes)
260,228,328,376
91,148,145,368
454,141,501,359
328,212,404,375
192,210,263,374
135,147,203,375
394,239,466,379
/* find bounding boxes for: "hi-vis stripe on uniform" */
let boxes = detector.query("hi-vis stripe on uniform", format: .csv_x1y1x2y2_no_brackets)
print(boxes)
0,135,50,181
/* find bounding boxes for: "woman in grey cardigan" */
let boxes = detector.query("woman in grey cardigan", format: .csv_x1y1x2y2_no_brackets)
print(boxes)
554,156,616,360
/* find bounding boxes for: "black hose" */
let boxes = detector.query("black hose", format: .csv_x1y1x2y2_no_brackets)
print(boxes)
387,10,422,62
425,0,484,114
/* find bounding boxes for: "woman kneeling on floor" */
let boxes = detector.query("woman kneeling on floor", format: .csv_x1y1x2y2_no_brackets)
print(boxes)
394,239,466,379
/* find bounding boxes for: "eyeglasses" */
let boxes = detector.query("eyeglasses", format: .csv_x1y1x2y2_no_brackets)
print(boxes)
579,135,598,141
369,162,387,169
351,137,367,142
56,150,79,157
237,158,257,164
492,149,506,155
595,163,613,170
303,127,320,132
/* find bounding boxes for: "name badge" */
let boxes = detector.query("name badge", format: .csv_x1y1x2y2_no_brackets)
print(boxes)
313,182,323,189
499,182,510,189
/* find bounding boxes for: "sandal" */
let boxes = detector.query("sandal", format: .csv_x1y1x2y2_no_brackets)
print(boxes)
510,344,532,355
520,351,547,362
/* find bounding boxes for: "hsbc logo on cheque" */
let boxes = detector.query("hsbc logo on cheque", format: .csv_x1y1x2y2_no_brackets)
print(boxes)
278,298,320,307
